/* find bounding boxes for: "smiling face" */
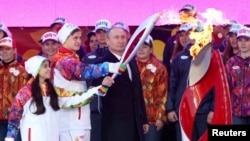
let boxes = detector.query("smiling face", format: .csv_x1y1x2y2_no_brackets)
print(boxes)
41,40,59,57
63,30,82,52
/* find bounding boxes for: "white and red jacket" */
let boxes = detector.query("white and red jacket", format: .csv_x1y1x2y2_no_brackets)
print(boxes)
6,82,100,141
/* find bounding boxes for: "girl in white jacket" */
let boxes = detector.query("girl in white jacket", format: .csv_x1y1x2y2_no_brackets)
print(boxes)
5,56,114,141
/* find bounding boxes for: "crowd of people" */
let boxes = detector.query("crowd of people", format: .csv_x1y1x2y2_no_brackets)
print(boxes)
0,3,250,141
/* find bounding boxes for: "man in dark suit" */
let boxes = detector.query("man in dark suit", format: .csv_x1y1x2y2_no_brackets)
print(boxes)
91,24,148,141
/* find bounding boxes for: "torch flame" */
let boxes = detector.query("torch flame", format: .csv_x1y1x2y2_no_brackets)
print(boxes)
158,7,230,59
189,22,213,58
189,8,228,59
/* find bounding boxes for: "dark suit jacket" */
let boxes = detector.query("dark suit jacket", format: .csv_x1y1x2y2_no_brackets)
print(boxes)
92,50,148,141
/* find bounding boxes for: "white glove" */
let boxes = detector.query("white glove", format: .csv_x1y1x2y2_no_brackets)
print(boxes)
5,137,14,141
108,62,121,74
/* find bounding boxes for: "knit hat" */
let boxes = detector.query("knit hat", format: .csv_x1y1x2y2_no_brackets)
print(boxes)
94,19,111,32
50,16,67,27
25,56,48,78
57,23,80,44
112,22,130,33
144,35,153,47
0,37,16,48
237,26,250,39
39,32,59,44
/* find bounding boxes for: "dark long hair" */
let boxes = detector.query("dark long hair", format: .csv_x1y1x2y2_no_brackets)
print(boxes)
30,75,60,115
222,37,239,64
171,34,185,60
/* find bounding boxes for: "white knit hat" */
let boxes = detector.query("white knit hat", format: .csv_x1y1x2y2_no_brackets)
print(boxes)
57,23,80,44
25,56,48,78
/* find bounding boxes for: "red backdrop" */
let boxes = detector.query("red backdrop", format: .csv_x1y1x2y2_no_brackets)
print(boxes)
8,25,226,61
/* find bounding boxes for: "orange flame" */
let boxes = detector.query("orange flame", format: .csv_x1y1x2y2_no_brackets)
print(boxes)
189,22,213,58
189,8,228,58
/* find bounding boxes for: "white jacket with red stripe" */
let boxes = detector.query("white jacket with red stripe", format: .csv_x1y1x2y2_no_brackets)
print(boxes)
5,84,99,141
53,69,91,132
